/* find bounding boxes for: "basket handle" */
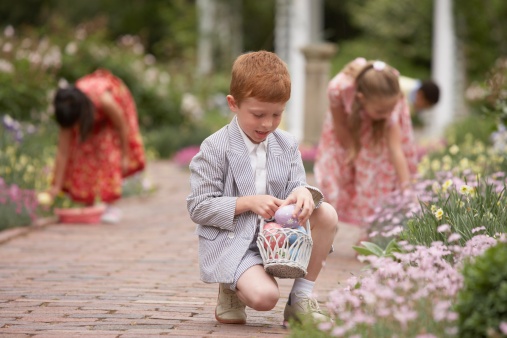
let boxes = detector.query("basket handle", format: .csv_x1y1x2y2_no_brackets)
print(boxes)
259,217,311,236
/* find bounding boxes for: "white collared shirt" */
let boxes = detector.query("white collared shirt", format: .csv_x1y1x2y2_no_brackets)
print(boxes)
236,118,267,195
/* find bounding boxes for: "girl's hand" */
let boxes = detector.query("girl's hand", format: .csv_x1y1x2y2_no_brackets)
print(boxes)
121,155,130,175
280,187,315,225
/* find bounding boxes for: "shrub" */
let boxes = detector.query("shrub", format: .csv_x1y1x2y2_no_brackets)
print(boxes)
456,241,507,338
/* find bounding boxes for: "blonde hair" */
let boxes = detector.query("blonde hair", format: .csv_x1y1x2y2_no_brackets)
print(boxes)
230,51,291,106
347,61,400,156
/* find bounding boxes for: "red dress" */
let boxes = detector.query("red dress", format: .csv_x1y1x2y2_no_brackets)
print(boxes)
314,58,418,226
61,69,145,204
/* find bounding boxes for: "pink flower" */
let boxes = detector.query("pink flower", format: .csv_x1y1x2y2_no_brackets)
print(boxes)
500,322,507,334
173,146,200,167
437,224,451,233
448,233,462,243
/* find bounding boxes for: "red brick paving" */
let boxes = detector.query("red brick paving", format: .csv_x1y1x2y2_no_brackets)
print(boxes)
0,160,364,337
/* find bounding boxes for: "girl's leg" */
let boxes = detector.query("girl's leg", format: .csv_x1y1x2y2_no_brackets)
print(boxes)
236,265,279,311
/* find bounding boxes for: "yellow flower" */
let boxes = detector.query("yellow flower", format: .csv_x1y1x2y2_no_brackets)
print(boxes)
459,184,473,195
431,205,438,213
449,145,460,155
442,179,453,191
434,208,444,220
37,192,53,206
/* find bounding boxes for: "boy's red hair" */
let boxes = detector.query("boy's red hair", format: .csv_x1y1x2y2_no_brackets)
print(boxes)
230,51,291,106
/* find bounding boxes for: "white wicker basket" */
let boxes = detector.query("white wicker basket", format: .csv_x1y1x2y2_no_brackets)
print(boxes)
256,219,313,279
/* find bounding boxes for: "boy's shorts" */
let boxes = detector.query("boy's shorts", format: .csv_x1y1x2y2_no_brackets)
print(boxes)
224,227,263,291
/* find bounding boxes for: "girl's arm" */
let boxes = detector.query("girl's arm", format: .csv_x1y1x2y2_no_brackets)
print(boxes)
330,100,355,162
387,122,411,190
50,128,72,197
100,91,130,173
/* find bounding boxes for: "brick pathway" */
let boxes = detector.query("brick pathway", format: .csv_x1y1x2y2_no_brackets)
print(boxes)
0,160,364,337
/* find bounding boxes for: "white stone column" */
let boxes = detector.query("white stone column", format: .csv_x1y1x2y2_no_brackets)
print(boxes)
428,0,456,138
197,0,214,75
301,43,337,145
276,0,319,141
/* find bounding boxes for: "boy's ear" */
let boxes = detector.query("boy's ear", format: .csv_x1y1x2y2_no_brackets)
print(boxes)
226,95,239,112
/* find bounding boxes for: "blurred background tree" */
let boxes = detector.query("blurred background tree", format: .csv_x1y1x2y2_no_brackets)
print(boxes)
0,0,505,156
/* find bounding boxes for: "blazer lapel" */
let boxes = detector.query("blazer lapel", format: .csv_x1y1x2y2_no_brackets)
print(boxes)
266,133,290,199
227,117,256,197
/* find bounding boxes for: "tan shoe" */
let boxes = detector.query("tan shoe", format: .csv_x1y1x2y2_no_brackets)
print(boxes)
215,283,247,324
283,291,329,327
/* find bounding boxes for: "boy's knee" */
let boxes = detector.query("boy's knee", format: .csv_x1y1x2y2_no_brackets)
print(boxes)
248,286,279,311
313,203,339,234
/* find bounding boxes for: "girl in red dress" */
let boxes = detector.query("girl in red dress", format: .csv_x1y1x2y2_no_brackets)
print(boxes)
48,69,145,223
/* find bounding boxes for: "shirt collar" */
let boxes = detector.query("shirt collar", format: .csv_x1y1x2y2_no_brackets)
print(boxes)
235,117,268,153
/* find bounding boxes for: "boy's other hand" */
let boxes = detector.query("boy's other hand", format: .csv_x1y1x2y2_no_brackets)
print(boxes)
280,187,315,225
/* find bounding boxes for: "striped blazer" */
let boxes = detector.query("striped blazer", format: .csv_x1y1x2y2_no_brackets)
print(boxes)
186,116,323,284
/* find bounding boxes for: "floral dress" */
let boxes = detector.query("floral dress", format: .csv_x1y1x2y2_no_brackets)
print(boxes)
61,69,145,204
314,58,417,226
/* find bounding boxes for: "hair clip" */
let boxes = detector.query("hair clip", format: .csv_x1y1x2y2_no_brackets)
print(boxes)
372,61,386,71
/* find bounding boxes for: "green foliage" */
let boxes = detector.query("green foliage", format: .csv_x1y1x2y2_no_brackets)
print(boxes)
346,0,434,67
353,239,402,259
143,123,214,159
444,113,497,148
401,180,507,248
456,241,507,338
454,0,507,81
0,202,33,231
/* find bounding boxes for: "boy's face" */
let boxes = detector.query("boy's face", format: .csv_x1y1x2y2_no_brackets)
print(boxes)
227,95,285,144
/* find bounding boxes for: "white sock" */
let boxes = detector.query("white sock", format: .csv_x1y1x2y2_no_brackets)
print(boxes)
290,278,315,303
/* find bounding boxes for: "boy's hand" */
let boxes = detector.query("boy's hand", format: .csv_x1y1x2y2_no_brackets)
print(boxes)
280,187,314,225
237,195,283,220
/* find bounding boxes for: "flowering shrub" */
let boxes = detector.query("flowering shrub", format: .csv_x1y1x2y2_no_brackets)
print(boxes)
0,179,38,230
289,234,503,337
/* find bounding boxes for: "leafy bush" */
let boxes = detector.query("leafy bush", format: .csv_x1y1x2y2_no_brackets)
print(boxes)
456,241,507,338
143,123,214,159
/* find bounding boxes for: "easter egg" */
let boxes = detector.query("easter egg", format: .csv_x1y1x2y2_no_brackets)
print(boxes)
288,225,307,245
289,248,299,260
263,222,286,250
274,204,300,228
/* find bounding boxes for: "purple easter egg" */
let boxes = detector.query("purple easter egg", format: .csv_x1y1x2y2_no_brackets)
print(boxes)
275,204,300,228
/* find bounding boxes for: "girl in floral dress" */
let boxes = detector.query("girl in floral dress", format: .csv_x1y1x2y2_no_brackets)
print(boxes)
48,69,145,223
314,58,417,227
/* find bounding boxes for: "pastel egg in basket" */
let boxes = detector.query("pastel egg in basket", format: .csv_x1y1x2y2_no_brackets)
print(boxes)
274,204,300,228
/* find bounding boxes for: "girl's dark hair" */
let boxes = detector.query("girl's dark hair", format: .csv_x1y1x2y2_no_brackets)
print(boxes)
54,86,94,142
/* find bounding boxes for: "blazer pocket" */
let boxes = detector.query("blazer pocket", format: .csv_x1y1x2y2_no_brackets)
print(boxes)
195,224,221,240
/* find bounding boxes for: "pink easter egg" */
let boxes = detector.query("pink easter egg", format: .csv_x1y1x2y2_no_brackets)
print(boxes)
274,204,300,228
263,222,286,250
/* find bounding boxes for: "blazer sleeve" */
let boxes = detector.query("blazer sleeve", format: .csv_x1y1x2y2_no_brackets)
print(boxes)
186,139,238,232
